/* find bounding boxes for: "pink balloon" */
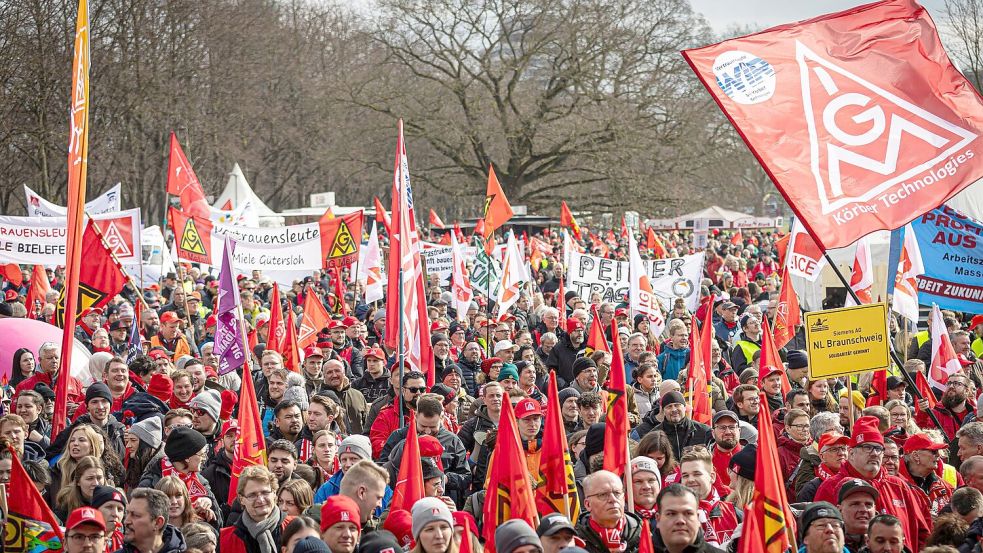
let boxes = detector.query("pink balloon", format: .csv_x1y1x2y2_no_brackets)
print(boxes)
0,318,92,382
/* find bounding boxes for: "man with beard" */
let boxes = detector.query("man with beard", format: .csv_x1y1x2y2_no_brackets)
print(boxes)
322,358,367,435
569,358,600,394
266,439,302,486
917,373,974,459
352,346,390,404
140,308,160,339
837,479,878,553
189,390,222,456
636,392,711,460
814,417,931,551
327,319,364,379
456,341,483,396
369,371,427,459
268,400,304,447
708,410,741,487
119,488,187,553
547,319,588,387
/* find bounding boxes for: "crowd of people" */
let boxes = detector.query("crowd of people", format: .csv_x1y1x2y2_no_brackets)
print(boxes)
2,224,983,553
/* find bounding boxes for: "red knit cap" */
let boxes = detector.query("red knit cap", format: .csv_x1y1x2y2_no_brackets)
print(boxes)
850,415,884,447
147,374,173,403
320,495,361,533
383,509,414,547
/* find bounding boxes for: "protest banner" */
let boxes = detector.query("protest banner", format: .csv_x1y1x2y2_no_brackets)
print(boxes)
805,303,890,379
567,251,705,311
0,209,142,265
23,183,121,217
907,205,983,312
683,1,983,250
422,240,518,287
169,207,362,272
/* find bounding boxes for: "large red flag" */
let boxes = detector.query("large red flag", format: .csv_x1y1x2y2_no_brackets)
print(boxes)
229,365,267,502
683,1,983,250
166,132,210,219
24,264,51,320
483,165,514,239
483,393,539,550
585,304,610,356
759,317,792,396
267,283,286,352
373,196,392,234
1,264,23,287
773,265,801,348
560,201,582,239
390,410,425,512
536,371,581,521
739,393,797,553
6,445,64,549
298,287,330,349
54,0,92,439
603,321,630,477
55,221,128,327
685,314,713,426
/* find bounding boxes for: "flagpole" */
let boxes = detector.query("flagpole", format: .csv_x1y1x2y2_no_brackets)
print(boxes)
398,260,406,428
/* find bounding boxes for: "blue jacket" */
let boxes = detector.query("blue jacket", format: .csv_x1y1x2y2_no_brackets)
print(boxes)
313,470,393,516
657,345,690,381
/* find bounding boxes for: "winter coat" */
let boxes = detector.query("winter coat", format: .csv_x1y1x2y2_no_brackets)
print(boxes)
635,415,711,461
352,369,391,405
113,524,186,553
383,426,471,506
49,414,127,463
656,345,690,382
202,448,233,520
457,358,482,397
368,396,411,459
652,529,726,553
325,377,368,435
137,459,224,527
219,509,293,553
547,334,587,387
575,511,644,553
458,406,498,493
633,383,659,419
776,433,809,481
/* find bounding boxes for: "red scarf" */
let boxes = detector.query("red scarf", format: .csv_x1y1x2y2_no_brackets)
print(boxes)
161,459,208,503
815,463,837,480
634,504,657,520
588,516,627,552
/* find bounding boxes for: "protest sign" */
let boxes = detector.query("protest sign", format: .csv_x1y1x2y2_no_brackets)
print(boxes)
908,206,983,312
806,303,890,379
0,209,142,265
567,252,705,310
24,183,121,217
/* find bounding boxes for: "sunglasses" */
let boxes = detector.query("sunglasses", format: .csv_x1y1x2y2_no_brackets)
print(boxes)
406,387,427,394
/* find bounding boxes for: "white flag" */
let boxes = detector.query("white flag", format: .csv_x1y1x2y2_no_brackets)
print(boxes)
890,224,924,324
786,219,827,281
450,231,473,322
360,222,385,304
628,232,665,337
844,235,873,306
497,232,525,320
928,304,961,390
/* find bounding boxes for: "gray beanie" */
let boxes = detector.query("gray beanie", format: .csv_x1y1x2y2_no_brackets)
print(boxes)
128,417,162,450
411,497,454,539
337,435,372,461
282,386,309,411
495,519,543,553
189,390,221,422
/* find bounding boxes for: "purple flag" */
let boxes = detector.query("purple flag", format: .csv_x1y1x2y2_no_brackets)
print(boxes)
213,239,246,375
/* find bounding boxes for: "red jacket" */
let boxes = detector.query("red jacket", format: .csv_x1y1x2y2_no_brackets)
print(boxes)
14,371,85,408
915,403,972,442
814,462,932,551
776,434,808,481
220,512,294,553
369,396,411,459
711,444,740,487
698,498,740,549
899,459,954,518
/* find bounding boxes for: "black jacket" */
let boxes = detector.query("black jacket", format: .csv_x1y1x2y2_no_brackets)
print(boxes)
547,334,587,387
635,414,711,461
575,511,644,553
113,524,186,553
382,427,471,506
352,369,391,405
49,413,127,462
457,358,482,397
137,459,223,527
652,528,726,553
458,406,498,493
202,448,234,520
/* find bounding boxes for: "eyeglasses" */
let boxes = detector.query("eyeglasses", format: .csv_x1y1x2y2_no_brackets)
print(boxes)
822,446,849,455
810,520,844,532
587,490,624,502
949,381,969,389
713,425,739,432
242,490,274,502
855,444,885,455
68,534,106,544
166,423,193,431
788,423,810,430
406,387,427,394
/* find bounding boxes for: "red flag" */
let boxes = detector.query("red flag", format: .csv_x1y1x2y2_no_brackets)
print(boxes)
429,208,445,229
914,370,937,418
229,366,267,502
739,393,797,553
929,304,961,389
759,317,792,396
267,283,286,353
647,228,666,258
6,444,64,549
53,0,92,440
453,221,465,242
683,1,983,250
483,165,514,238
639,518,655,553
603,321,630,477
585,304,610,356
390,410,425,512
459,516,475,553
1,264,23,287
730,230,743,246
536,371,581,521
55,221,128,327
298,287,330,349
560,201,582,239
845,236,874,306
24,264,51,319
282,307,301,374
385,121,434,385
473,217,485,238
685,313,713,426
168,207,214,265
773,265,801,348
482,394,539,550
331,267,349,316
166,132,210,219
557,276,567,331
374,196,392,234
620,216,630,240
318,211,363,270
775,233,791,267
868,369,889,407
438,232,451,245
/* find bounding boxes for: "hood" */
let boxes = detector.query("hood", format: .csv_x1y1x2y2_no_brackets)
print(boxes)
160,524,187,552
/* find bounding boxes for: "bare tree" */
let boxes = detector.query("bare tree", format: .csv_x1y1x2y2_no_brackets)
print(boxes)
943,0,983,92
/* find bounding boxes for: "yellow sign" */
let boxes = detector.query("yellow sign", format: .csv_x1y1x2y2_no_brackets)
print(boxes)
805,302,890,379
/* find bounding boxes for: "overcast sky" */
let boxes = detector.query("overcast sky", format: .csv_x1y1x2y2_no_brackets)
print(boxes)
689,0,948,32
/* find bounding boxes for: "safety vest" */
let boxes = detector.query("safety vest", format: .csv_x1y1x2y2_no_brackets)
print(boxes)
916,330,930,348
973,336,982,358
734,340,760,364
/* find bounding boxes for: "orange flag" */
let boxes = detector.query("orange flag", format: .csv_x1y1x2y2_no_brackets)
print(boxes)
759,317,792,396
730,230,743,246
390,411,425,512
639,518,655,553
772,265,800,348
774,233,791,267
6,444,64,549
685,314,713,425
603,321,630,477
483,393,539,550
54,0,91,439
536,371,581,521
282,307,301,374
560,201,582,239
483,165,514,238
166,132,210,219
373,196,391,234
25,264,51,319
267,283,286,352
585,304,610,356
298,286,330,349
647,228,667,258
739,393,797,553
1,264,23,287
229,366,267,502
429,208,445,229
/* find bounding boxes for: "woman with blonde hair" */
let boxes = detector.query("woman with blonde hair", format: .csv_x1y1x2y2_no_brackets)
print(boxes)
885,399,920,436
51,424,106,501
54,455,105,520
157,475,199,528
724,446,756,508
410,497,460,553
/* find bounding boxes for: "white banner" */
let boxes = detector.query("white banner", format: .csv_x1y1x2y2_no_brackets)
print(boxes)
421,239,521,287
24,183,121,217
567,251,705,311
0,209,142,265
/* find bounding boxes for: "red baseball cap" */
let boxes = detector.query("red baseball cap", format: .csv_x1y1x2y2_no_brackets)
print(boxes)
515,398,544,419
817,432,850,452
205,315,217,328
905,433,947,452
971,314,983,330
342,316,359,328
66,506,106,532
364,347,386,360
328,319,348,330
80,307,104,317
566,318,585,333
431,320,448,332
220,419,240,437
160,311,180,324
148,348,170,361
303,346,324,359
615,308,629,318
759,364,783,381
4,290,17,302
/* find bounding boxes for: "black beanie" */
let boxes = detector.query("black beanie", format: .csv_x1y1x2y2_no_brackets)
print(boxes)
584,423,607,459
164,427,207,461
558,387,581,405
564,290,578,303
571,357,597,378
729,444,756,481
661,391,685,408
85,382,113,405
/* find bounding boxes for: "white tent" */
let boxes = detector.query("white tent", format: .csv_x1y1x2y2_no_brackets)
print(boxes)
211,163,284,227
646,205,780,230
